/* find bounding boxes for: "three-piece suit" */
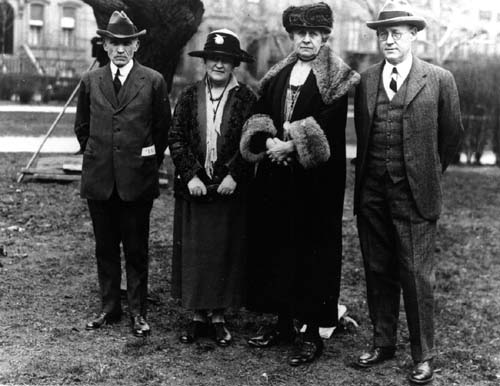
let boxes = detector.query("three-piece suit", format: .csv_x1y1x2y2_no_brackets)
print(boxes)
354,56,463,362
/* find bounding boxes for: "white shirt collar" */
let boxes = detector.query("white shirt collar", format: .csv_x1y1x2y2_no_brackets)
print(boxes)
382,54,413,100
110,60,134,83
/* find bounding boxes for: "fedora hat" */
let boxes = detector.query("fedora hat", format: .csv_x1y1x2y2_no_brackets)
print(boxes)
366,0,426,31
189,29,254,64
97,10,146,39
282,2,333,33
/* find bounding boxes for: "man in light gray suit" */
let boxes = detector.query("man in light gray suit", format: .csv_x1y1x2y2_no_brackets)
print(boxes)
353,0,463,384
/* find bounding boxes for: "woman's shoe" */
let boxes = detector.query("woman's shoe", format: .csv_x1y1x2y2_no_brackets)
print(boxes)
213,322,232,347
179,321,208,344
247,325,297,348
289,338,324,366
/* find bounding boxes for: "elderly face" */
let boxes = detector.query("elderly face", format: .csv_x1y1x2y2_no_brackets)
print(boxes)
205,56,235,86
291,28,325,60
377,24,417,65
103,37,139,67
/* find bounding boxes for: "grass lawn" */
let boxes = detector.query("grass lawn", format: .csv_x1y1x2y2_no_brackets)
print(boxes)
0,153,499,385
0,111,76,137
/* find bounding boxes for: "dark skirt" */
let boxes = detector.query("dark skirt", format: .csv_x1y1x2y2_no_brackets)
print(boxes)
171,194,246,310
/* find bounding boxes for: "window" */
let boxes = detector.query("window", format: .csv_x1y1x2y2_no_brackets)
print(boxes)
29,3,44,46
0,1,14,54
479,10,492,21
61,6,76,47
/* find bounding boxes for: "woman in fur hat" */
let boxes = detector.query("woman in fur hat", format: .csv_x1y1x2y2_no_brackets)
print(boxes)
169,29,256,347
240,2,359,365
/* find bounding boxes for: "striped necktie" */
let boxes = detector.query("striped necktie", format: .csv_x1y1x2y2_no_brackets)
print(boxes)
390,67,398,93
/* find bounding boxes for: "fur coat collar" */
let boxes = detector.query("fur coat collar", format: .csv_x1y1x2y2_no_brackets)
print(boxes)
259,45,360,105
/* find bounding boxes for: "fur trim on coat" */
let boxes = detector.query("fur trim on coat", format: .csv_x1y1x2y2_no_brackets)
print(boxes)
259,45,360,105
240,114,277,162
287,117,330,168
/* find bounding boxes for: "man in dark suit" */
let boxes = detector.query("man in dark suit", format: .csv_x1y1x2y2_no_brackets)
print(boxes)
353,0,463,383
74,11,170,337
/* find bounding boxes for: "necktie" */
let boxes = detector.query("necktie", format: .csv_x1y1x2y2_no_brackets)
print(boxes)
113,68,121,94
390,67,398,93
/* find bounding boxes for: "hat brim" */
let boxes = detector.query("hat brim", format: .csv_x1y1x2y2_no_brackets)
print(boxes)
97,29,147,39
366,17,426,31
188,50,254,63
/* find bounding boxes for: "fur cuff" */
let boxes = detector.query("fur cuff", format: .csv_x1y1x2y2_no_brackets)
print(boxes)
240,114,277,163
288,117,330,169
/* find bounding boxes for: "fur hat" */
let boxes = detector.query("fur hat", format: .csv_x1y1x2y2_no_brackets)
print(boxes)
282,2,333,33
189,29,254,64
97,11,146,39
366,0,426,31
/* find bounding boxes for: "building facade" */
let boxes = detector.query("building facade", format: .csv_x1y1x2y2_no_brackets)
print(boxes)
0,0,96,77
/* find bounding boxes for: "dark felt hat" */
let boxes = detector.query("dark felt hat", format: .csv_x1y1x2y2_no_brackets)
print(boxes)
189,29,254,64
97,11,146,39
282,2,333,33
366,0,426,31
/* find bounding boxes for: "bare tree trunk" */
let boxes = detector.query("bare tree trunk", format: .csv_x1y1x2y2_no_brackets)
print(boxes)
82,0,204,91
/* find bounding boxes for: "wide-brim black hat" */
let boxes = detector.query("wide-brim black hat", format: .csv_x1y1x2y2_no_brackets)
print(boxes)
189,29,254,63
282,2,333,33
97,10,146,39
366,0,426,31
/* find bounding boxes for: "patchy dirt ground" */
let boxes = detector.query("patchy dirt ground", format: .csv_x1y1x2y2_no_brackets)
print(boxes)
0,153,499,386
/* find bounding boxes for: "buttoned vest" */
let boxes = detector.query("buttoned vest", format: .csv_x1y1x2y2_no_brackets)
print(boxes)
367,76,408,183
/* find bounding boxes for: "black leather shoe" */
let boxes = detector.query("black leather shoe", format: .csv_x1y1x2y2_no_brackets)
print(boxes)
289,338,324,366
213,322,232,347
131,315,151,337
85,312,121,330
356,346,396,368
408,360,434,384
179,321,209,344
248,326,296,348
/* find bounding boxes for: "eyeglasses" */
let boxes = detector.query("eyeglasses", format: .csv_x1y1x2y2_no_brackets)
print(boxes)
377,31,404,41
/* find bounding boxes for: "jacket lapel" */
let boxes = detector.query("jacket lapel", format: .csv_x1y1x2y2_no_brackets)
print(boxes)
196,81,207,159
365,62,383,125
99,65,118,108
404,57,427,108
116,61,145,113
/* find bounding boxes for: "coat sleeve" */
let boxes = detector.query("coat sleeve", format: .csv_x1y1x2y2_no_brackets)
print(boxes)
438,70,464,172
74,73,90,152
225,88,257,182
152,74,171,167
168,88,204,184
240,83,277,163
287,95,348,169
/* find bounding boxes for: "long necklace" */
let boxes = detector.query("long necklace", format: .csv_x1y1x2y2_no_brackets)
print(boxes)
206,74,230,123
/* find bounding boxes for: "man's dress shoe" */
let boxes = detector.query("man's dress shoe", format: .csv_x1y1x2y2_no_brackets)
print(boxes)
213,322,232,347
289,338,324,366
179,321,209,344
85,312,121,330
408,360,434,384
247,326,296,348
131,315,151,337
356,346,396,368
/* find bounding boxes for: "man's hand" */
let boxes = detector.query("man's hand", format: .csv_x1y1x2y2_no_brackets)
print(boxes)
217,174,237,195
187,176,207,196
267,138,295,165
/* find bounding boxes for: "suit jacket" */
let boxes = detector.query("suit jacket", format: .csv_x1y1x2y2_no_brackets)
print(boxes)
74,61,171,202
354,57,463,220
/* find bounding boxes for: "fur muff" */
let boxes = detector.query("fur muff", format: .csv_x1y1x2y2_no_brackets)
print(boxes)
288,116,330,169
240,114,277,162
259,45,360,105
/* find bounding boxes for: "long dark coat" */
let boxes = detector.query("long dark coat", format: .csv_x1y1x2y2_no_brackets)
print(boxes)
74,61,170,201
240,45,359,326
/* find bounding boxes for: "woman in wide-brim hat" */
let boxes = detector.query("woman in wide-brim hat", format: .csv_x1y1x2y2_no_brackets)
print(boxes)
240,2,360,365
169,29,256,347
